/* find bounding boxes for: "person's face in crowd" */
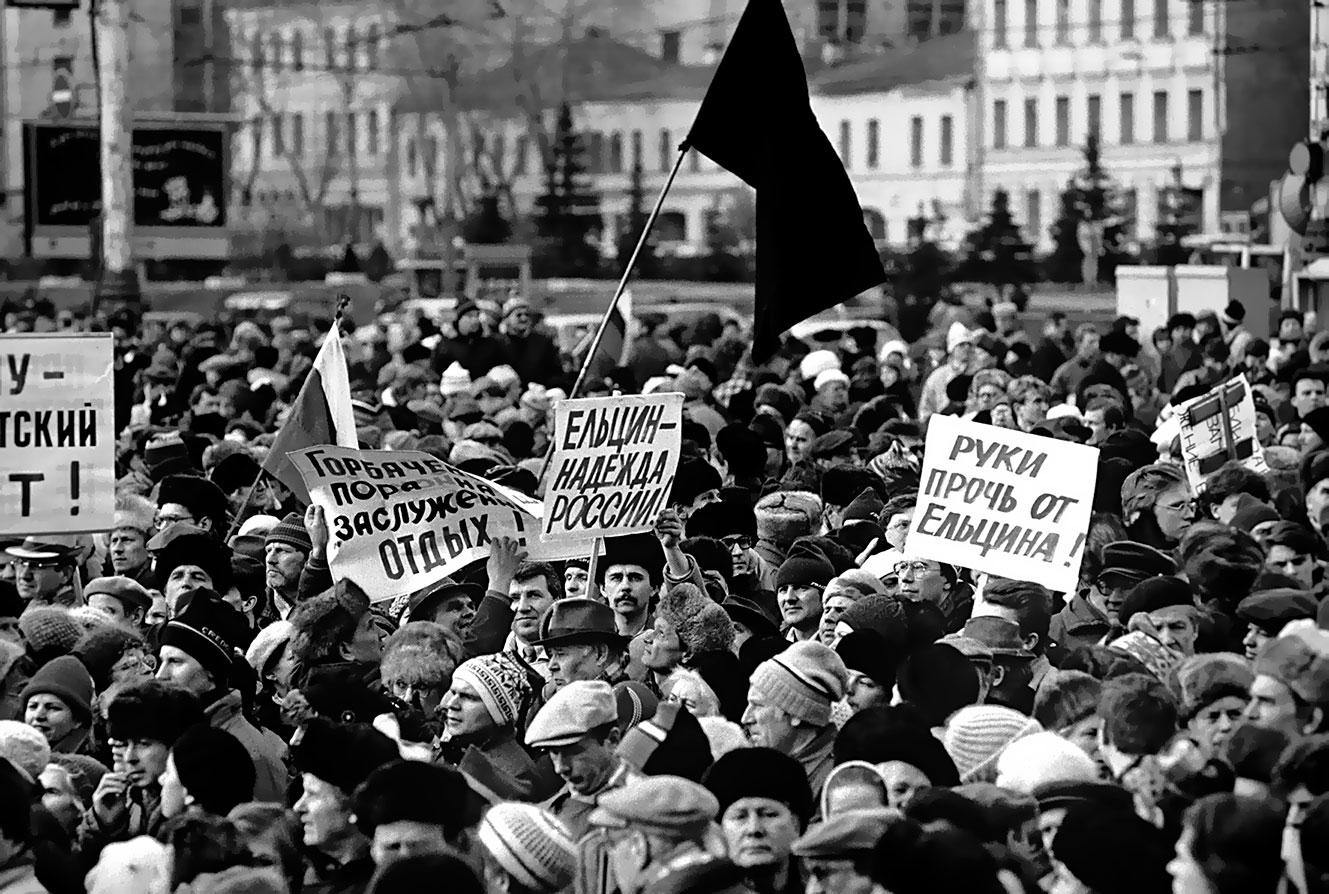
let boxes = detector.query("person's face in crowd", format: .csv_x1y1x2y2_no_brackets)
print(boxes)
778,582,823,633
1308,478,1329,530
724,534,756,578
731,621,755,654
1266,543,1316,589
506,307,532,338
1188,696,1245,756
764,445,784,479
440,677,498,739
509,573,556,643
879,760,930,809
1083,408,1111,443
990,401,1016,429
110,737,169,790
948,342,973,372
388,673,448,716
39,765,85,834
109,529,150,575
265,642,298,700
0,552,14,585
15,560,70,602
343,612,389,663
641,617,686,672
548,731,618,796
156,645,215,697
665,673,721,717
158,753,188,819
688,490,722,519
423,593,475,638
1301,423,1327,456
1166,825,1213,894
1281,428,1304,451
845,669,888,714
111,647,156,685
895,559,948,605
1210,494,1247,525
457,309,482,337
1172,324,1195,346
294,772,356,851
884,508,913,552
87,594,142,628
1254,410,1275,446
1243,624,1273,662
803,855,878,894
371,820,449,866
564,565,589,600
265,543,306,595
164,565,214,615
25,693,79,744
547,644,606,690
721,797,799,872
1058,716,1105,774
785,420,816,466
817,589,859,647
1294,377,1326,419
1076,331,1101,361
1147,606,1199,655
1282,317,1305,343
157,502,210,533
146,592,169,627
1244,674,1314,738
604,564,654,622
975,382,1004,411
0,612,18,644
816,381,849,416
1151,484,1196,542
743,689,798,751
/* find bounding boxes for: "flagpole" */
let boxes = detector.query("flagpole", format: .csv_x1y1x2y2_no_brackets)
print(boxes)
224,295,352,539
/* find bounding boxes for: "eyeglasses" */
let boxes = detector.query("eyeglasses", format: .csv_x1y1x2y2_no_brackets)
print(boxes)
154,512,195,530
894,561,937,576
720,535,753,551
1156,499,1196,515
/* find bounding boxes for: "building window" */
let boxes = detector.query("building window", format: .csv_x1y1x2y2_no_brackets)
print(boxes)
290,113,304,157
867,119,880,168
1024,0,1038,46
818,0,868,43
251,32,264,67
1087,93,1102,138
366,22,380,69
909,116,923,167
250,118,263,162
270,113,284,156
994,0,1007,47
1055,0,1070,43
1122,0,1135,38
1024,97,1038,147
515,134,529,174
270,33,283,72
492,133,506,172
292,31,304,71
1188,0,1204,34
367,109,379,154
1153,90,1169,142
1154,0,1169,38
1025,189,1042,239
324,27,337,70
1088,0,1102,41
586,132,603,173
661,30,681,63
940,115,954,166
406,139,417,176
631,130,643,167
659,129,672,171
993,99,1008,149
1120,91,1135,143
688,147,701,172
347,111,359,154
1187,88,1203,140
326,112,339,155
1054,96,1070,146
838,120,851,167
609,132,624,173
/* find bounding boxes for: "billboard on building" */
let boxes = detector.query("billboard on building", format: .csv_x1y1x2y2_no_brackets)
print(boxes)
23,121,230,260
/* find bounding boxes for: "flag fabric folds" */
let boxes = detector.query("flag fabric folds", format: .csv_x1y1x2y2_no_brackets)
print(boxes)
683,0,887,362
575,288,635,387
262,327,358,502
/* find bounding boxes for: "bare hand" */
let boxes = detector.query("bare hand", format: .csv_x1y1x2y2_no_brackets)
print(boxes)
486,536,527,593
92,772,130,825
654,509,683,549
305,503,330,556
855,538,880,568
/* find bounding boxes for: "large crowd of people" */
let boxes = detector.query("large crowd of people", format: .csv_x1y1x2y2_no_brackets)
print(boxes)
1,290,1328,894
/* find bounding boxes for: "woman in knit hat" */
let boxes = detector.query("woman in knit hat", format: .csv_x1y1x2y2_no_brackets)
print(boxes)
943,704,1042,785
477,803,578,894
743,640,848,795
21,655,96,755
818,760,890,815
704,747,813,894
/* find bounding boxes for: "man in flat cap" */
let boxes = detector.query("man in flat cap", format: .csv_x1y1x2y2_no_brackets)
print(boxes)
1238,589,1318,661
526,680,641,839
586,775,721,894
791,808,899,894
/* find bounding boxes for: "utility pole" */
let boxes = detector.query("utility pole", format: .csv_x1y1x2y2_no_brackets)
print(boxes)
92,0,139,309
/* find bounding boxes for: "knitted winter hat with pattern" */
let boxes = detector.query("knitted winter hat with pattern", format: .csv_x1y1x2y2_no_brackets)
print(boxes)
453,653,531,728
478,803,578,894
748,640,848,727
264,513,312,554
943,705,1043,784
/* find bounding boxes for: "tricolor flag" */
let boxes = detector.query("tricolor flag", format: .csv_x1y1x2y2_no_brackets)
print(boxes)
575,288,635,383
262,326,358,502
682,0,886,362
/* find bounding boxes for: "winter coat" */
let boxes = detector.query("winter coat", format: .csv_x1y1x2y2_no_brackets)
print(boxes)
430,333,508,380
206,690,289,803
792,726,837,799
0,852,47,894
1048,594,1112,664
302,852,375,894
502,331,567,389
544,761,644,841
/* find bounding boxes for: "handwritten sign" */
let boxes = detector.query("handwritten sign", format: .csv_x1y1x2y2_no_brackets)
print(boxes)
907,415,1099,592
1176,375,1266,491
541,393,684,541
0,334,115,536
292,446,589,602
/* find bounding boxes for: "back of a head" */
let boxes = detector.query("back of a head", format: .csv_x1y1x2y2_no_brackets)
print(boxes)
367,853,483,894
0,757,32,846
1033,670,1102,731
1182,793,1285,894
896,644,978,728
872,818,1007,894
1099,673,1178,756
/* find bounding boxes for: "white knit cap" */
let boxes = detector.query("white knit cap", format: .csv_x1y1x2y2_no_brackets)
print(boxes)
0,720,50,782
943,705,1042,784
440,362,471,396
813,368,851,392
993,731,1097,795
946,321,975,353
245,620,295,676
479,803,577,894
799,350,841,381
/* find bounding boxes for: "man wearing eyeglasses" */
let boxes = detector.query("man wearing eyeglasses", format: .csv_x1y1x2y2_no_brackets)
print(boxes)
153,475,230,540
4,536,82,607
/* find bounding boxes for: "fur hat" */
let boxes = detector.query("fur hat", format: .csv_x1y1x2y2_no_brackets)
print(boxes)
703,747,815,824
1169,653,1254,721
290,717,399,796
597,533,665,587
671,458,723,509
113,494,157,535
453,654,531,728
155,474,229,528
943,705,1043,784
105,680,205,745
170,726,257,815
20,655,94,723
749,640,848,727
754,491,823,550
994,732,1098,795
1254,629,1329,706
289,582,370,665
478,803,577,894
353,760,480,836
0,719,50,781
687,500,757,541
698,716,750,761
659,584,735,657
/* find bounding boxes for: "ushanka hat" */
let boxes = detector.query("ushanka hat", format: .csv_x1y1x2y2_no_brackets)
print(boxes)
658,584,734,657
291,717,399,796
105,680,205,745
453,653,531,728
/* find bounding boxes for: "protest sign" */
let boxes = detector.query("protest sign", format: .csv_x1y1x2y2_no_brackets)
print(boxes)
906,415,1099,592
541,392,684,541
291,446,590,601
0,334,114,536
1175,374,1266,491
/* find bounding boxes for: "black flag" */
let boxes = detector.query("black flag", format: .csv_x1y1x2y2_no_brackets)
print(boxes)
683,0,887,362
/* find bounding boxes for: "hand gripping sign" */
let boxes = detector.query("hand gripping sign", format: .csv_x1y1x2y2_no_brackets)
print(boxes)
291,446,589,601
906,415,1100,593
0,334,115,536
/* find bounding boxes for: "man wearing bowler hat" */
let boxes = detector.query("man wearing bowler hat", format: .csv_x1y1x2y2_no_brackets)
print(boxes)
532,598,630,697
